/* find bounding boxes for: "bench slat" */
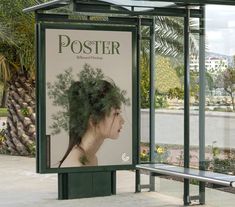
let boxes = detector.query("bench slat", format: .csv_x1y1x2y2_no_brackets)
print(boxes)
136,164,235,187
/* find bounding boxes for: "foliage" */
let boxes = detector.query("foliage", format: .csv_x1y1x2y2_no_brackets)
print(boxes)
175,65,202,101
213,107,233,112
167,87,184,100
205,72,214,95
140,56,176,108
140,149,149,162
0,108,8,117
28,142,36,156
156,56,181,94
154,145,170,163
175,65,184,89
140,145,170,163
206,142,235,174
189,71,199,99
20,107,30,117
140,55,150,108
0,0,41,110
155,92,168,109
47,64,130,135
211,157,235,174
222,68,235,110
154,16,198,58
140,16,198,108
0,0,38,72
0,133,6,146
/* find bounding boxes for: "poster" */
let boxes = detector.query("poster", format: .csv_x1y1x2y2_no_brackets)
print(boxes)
38,24,136,171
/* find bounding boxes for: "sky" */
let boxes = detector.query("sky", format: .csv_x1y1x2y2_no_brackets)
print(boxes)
206,5,235,56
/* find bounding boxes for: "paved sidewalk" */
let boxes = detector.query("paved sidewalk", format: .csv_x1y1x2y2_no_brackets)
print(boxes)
0,155,234,207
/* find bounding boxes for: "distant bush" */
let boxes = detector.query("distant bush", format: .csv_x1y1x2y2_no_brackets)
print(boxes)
213,107,233,112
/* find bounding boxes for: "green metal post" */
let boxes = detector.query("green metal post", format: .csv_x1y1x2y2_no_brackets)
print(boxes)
183,6,190,206
135,17,141,193
58,172,113,199
35,22,40,173
58,173,68,199
199,5,206,205
149,17,156,192
111,171,116,195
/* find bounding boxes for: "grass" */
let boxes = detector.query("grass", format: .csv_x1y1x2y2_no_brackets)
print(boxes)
0,108,8,117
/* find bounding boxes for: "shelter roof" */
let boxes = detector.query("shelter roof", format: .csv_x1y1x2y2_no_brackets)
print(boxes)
23,0,235,13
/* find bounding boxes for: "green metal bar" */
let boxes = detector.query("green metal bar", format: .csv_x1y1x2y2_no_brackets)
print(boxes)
183,6,190,206
35,12,153,26
58,173,68,199
149,17,156,192
37,23,47,173
111,171,116,195
109,17,153,26
199,5,206,205
24,0,235,14
35,23,40,173
135,17,141,193
74,6,202,18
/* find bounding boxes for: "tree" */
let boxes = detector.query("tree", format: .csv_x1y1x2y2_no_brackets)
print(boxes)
0,0,40,155
140,51,150,108
140,55,182,108
205,72,214,96
222,68,235,111
156,56,181,94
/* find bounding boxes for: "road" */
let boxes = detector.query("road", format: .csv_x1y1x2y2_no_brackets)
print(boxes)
141,109,235,149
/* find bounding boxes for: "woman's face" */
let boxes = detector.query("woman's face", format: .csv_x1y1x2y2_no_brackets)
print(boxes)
98,108,125,139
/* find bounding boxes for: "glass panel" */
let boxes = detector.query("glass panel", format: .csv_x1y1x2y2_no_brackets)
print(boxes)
98,0,176,8
154,16,184,166
140,16,185,166
205,4,235,176
140,36,150,162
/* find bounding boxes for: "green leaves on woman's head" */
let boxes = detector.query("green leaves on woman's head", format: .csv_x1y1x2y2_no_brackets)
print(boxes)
47,64,130,138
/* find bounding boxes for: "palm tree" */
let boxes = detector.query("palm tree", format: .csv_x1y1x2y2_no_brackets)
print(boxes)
0,0,39,155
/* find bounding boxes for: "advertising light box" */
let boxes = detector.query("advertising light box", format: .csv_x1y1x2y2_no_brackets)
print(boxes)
37,23,137,173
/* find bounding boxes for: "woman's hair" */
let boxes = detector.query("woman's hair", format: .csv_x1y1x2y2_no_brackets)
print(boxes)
58,65,129,167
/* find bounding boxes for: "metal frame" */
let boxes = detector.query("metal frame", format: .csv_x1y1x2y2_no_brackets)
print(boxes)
184,6,190,205
37,22,138,173
136,164,235,187
24,0,235,203
199,5,206,204
23,0,235,13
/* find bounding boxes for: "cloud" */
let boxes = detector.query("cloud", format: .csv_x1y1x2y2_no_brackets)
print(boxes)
206,31,223,41
228,20,235,28
206,5,235,55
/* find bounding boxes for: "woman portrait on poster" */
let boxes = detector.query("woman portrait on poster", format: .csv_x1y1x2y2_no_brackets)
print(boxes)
47,64,129,168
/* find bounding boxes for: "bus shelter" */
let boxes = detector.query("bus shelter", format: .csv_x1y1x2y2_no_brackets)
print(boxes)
24,0,235,205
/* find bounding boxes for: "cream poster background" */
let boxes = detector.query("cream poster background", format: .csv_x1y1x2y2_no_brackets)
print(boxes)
45,28,133,167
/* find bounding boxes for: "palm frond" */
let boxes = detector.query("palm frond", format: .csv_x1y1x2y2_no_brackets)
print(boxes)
0,0,40,71
0,23,18,47
0,54,11,82
141,16,199,59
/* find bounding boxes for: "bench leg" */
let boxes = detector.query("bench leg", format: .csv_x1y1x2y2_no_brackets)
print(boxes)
150,173,155,191
183,179,190,206
199,182,205,204
135,170,141,193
